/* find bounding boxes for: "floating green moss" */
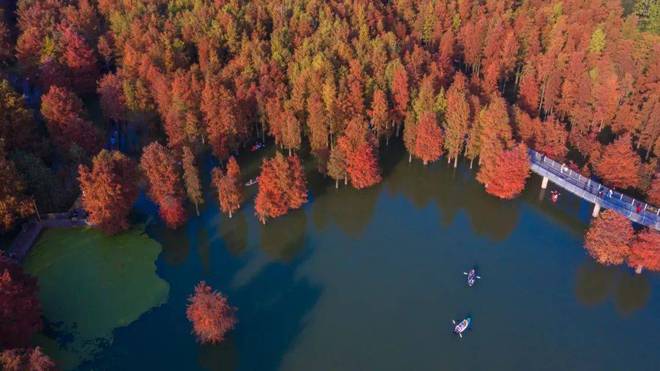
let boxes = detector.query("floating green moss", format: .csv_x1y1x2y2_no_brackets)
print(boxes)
24,226,169,370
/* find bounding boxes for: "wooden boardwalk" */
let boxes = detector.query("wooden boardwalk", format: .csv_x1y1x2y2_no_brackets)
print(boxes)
528,149,660,231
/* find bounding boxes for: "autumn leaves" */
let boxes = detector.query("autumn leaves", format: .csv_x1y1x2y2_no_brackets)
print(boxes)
585,211,660,273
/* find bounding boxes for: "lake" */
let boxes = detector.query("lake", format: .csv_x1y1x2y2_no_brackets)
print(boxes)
37,143,660,370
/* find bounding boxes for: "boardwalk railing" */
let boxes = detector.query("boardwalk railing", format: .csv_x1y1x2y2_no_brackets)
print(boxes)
528,149,660,231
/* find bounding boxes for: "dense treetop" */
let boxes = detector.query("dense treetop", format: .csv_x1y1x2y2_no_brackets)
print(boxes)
0,0,657,226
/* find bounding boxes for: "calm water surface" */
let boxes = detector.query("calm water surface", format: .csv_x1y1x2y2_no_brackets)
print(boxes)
84,144,660,371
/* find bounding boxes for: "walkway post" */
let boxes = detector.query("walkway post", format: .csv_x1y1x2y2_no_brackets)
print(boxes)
541,176,549,189
592,203,601,218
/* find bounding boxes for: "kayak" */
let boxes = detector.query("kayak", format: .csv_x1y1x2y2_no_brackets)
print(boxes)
453,317,471,338
463,268,481,287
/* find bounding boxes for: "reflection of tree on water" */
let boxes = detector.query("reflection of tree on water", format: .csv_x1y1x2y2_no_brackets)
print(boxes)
260,209,307,261
218,211,248,256
575,259,651,315
310,184,380,237
197,228,212,273
150,222,191,267
197,337,238,371
614,271,651,315
384,148,519,242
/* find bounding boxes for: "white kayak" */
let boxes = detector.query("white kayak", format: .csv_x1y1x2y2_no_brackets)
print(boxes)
452,317,472,338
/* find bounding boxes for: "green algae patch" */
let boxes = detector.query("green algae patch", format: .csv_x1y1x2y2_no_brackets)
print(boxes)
24,226,169,370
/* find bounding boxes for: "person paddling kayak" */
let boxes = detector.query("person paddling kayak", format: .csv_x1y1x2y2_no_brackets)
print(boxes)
463,268,481,287
452,316,472,338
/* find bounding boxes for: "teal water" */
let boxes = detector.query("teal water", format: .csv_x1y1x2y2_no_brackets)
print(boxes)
81,144,660,371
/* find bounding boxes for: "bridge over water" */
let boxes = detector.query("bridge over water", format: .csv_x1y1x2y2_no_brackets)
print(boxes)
528,149,660,231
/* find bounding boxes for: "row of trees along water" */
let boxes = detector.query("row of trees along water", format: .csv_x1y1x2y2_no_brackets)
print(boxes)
1,1,660,368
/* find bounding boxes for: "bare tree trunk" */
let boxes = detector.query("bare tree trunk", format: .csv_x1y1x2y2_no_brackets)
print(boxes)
408,153,412,163
229,210,233,219
454,156,458,168
470,158,474,169
514,65,523,88
335,179,339,189
33,200,41,221
195,203,199,216
344,175,348,185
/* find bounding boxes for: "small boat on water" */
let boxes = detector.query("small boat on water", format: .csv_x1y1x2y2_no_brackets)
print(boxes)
452,317,471,338
463,268,481,287
250,142,265,152
245,178,258,186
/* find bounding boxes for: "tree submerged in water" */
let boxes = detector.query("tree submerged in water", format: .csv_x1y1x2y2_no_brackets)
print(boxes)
186,281,237,344
627,229,660,273
254,153,308,223
584,210,633,266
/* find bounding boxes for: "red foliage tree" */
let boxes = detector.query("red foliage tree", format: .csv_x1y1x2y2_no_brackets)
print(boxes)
391,65,410,123
368,88,391,142
287,154,308,208
182,147,204,215
186,281,237,344
594,134,641,189
0,347,55,371
444,73,469,167
211,167,242,218
517,65,539,116
140,142,187,229
61,26,99,94
306,93,329,153
413,112,443,165
97,73,127,123
647,174,660,206
254,153,307,223
479,144,531,199
202,79,241,159
41,85,101,155
477,94,514,191
628,229,660,272
79,150,139,234
584,210,633,266
280,106,301,154
0,253,42,349
346,141,382,189
159,196,187,229
327,144,348,188
227,156,241,180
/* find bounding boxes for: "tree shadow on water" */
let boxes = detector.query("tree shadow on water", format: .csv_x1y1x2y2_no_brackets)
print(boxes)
149,222,192,267
260,209,307,261
197,337,239,371
575,259,651,316
310,183,381,237
228,247,322,371
218,212,249,257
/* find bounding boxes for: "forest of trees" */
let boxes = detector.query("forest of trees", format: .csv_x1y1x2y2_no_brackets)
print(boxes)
0,0,657,232
0,0,659,364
